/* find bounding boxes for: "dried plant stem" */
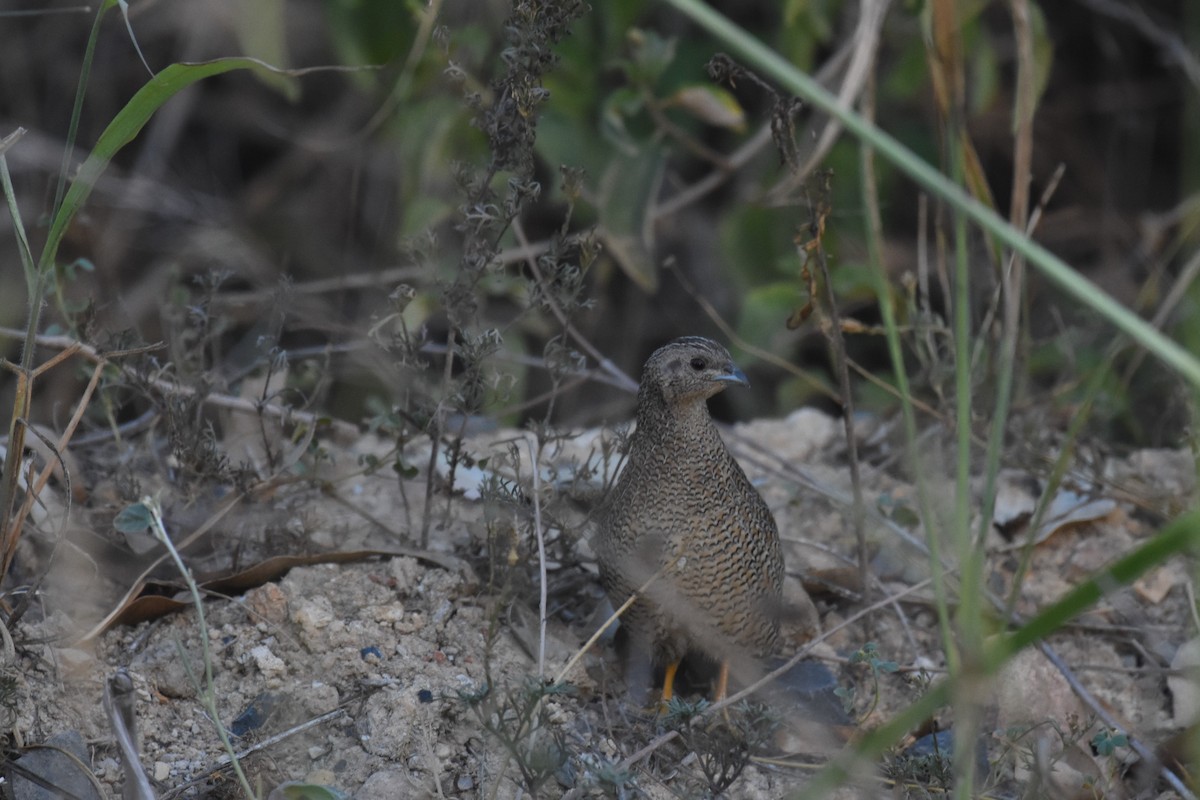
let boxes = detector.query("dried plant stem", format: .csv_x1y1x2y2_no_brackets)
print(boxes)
143,497,255,799
653,123,773,219
553,555,683,687
764,0,892,204
0,344,77,578
965,0,1037,526
421,341,454,549
0,327,358,439
808,182,870,600
526,437,548,678
1120,231,1200,383
511,219,637,393
161,707,348,800
103,670,155,800
4,350,107,571
75,490,245,642
1036,640,1196,800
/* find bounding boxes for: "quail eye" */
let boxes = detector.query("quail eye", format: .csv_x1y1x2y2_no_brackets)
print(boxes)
689,357,706,371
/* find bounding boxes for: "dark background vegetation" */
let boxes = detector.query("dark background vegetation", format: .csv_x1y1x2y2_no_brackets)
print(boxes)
1,2,1199,796
1,0,1196,447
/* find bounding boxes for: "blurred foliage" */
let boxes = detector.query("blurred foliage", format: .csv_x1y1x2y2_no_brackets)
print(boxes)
0,0,1193,441
0,1,1197,793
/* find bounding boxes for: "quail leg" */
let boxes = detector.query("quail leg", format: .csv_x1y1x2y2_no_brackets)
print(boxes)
661,661,681,703
714,661,730,702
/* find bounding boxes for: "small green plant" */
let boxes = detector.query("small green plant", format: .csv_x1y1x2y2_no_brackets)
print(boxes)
836,641,899,721
656,699,777,798
881,732,956,797
851,641,900,673
648,695,777,800
114,497,255,798
992,714,1136,798
1089,727,1127,757
662,695,710,727
573,751,639,799
459,678,575,796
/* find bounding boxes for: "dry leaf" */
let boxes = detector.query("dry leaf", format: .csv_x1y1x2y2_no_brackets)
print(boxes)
1132,560,1186,605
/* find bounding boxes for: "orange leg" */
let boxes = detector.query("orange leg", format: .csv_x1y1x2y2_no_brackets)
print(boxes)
714,660,730,702
661,661,680,703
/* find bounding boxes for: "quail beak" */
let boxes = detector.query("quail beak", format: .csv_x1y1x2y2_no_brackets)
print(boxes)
713,364,750,388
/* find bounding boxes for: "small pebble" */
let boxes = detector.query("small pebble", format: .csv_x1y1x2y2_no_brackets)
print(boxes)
250,645,286,678
55,648,94,674
306,769,336,786
431,599,454,626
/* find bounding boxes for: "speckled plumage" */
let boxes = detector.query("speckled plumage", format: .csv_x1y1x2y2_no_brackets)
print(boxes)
594,337,784,695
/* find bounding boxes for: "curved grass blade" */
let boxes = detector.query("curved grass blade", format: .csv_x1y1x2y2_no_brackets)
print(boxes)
799,507,1200,797
662,0,1200,392
40,57,355,276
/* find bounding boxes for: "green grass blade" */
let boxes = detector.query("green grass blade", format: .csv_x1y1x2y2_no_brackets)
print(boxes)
1,132,36,294
991,508,1200,657
661,0,1200,391
52,0,118,224
39,57,311,276
797,508,1200,797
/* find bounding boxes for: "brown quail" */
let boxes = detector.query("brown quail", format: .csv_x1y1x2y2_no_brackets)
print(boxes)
594,337,784,703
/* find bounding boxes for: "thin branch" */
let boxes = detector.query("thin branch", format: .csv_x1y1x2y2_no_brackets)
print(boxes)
665,259,838,401
160,707,349,799
0,328,358,440
650,13,863,221
1036,641,1196,799
764,0,894,205
526,438,548,678
1071,0,1200,91
208,241,557,309
511,220,638,393
554,555,684,686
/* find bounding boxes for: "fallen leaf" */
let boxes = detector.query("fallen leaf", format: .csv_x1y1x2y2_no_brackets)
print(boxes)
1132,560,1185,604
88,547,476,636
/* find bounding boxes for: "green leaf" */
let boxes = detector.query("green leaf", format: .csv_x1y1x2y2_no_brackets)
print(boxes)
595,146,664,292
738,281,804,349
622,28,676,85
232,0,299,99
599,87,646,153
0,132,36,296
1024,1,1056,128
664,84,746,131
113,502,153,534
41,58,345,277
267,782,349,800
1090,729,1127,757
663,0,1200,391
